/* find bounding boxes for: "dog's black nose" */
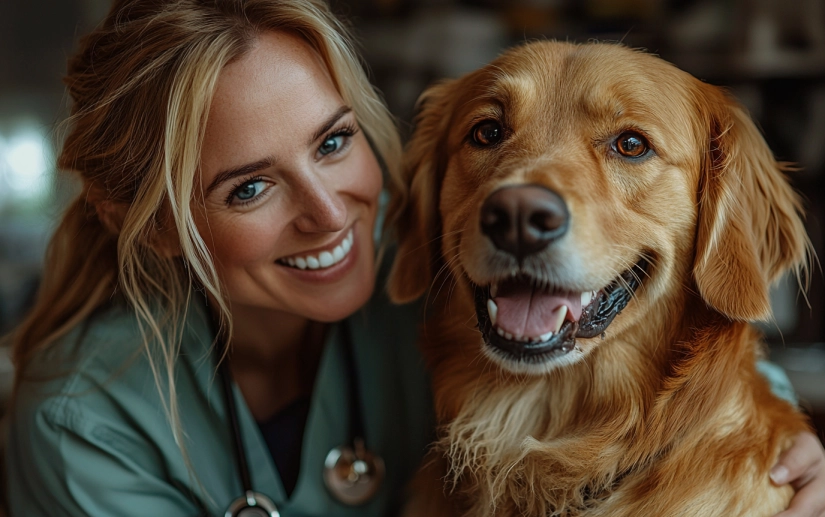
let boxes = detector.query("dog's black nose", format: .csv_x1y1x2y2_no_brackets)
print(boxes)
480,185,568,261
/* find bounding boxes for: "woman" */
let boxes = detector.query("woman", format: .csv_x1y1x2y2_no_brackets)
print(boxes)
6,1,430,515
3,0,824,516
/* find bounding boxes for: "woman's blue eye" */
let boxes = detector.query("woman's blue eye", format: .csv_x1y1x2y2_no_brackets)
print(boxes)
319,135,345,156
234,180,265,201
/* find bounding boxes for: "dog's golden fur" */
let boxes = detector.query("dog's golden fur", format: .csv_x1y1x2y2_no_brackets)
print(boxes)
387,41,813,516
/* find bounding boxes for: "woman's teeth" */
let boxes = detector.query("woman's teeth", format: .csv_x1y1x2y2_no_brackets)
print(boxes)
280,229,353,270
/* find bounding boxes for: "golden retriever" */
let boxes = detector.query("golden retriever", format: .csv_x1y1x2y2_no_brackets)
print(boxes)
387,41,813,516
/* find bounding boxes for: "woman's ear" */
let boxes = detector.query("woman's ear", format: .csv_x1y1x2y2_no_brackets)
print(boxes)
387,80,457,304
86,182,128,236
692,86,811,322
86,182,181,258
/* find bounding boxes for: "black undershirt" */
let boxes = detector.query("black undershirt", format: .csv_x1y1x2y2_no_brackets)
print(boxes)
256,395,311,497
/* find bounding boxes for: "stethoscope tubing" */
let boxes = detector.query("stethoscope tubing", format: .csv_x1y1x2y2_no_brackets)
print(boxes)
216,319,382,515
218,347,253,493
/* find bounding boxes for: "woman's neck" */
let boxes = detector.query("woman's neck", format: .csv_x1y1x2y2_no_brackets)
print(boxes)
218,302,327,421
229,304,315,364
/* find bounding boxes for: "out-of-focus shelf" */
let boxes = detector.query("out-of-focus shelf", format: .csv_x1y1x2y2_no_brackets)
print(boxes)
668,50,825,82
0,346,12,412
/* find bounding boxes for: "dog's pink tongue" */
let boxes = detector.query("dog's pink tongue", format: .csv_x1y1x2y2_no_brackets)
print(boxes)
495,282,582,337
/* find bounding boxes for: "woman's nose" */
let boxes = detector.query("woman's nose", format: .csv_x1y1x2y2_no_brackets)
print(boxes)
292,173,348,233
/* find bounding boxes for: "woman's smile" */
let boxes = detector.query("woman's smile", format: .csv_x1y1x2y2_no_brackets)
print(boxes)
278,227,354,270
274,225,363,285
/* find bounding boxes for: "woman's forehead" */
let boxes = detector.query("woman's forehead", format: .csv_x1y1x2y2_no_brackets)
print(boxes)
200,31,346,179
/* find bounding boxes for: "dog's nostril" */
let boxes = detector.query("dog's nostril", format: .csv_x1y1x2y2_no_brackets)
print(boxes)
529,209,564,234
480,185,569,261
481,207,511,233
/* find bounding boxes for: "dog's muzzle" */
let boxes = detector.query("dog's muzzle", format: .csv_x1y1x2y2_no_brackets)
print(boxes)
473,184,647,363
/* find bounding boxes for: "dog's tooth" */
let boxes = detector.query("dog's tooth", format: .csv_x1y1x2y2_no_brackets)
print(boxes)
550,305,568,333
540,331,553,342
581,291,593,307
490,283,498,298
504,331,513,340
497,327,505,337
487,299,498,326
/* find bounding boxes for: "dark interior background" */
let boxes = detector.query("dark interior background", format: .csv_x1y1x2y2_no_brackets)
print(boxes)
0,0,823,494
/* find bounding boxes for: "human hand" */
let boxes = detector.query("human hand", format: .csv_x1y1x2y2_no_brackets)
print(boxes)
771,431,825,517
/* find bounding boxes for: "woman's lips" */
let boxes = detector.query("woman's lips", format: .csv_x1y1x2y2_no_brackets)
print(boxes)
277,228,354,271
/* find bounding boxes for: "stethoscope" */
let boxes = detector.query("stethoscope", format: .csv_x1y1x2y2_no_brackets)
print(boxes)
217,320,385,517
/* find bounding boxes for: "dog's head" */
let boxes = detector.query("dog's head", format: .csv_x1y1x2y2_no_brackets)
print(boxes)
388,41,810,374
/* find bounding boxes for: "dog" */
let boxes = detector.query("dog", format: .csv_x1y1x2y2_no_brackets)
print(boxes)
387,41,813,516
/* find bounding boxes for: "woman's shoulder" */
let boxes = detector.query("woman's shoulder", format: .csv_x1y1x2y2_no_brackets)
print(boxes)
11,299,213,431
6,300,214,515
16,302,144,398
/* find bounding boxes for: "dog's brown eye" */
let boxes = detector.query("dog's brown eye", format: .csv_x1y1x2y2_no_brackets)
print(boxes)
615,132,649,158
472,121,503,147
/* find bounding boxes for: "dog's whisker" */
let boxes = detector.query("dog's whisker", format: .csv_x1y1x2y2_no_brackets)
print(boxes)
425,242,465,309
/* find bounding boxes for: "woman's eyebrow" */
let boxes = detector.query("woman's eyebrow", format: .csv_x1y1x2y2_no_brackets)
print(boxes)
205,106,353,196
206,157,274,195
309,105,352,145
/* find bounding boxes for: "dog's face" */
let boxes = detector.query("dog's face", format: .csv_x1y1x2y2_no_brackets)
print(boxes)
389,42,808,375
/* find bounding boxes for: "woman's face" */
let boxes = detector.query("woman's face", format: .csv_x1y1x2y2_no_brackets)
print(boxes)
197,31,382,323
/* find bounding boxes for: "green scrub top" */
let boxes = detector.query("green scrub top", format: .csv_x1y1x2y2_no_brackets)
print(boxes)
5,287,433,516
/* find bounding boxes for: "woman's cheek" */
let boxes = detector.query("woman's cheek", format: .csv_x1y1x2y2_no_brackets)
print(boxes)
210,213,287,266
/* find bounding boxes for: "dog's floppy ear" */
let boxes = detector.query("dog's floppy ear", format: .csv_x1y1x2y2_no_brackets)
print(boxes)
693,86,810,321
386,80,457,303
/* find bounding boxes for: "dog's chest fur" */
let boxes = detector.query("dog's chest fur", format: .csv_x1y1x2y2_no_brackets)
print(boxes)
423,303,799,517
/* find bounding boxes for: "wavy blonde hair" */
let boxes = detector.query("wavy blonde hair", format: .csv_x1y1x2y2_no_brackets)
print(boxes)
11,0,401,449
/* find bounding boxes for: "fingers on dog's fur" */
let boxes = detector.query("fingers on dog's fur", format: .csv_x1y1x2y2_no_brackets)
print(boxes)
693,85,811,322
388,80,457,304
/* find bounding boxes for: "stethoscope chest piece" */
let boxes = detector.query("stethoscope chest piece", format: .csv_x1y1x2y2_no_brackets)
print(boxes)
323,438,385,505
225,490,280,517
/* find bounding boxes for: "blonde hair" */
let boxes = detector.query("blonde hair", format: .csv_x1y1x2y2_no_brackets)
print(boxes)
11,0,401,449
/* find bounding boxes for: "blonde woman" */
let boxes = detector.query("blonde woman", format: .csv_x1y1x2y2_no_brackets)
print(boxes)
3,0,823,516
5,1,430,515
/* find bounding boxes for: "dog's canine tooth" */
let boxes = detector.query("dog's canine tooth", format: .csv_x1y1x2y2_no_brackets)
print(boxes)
487,299,498,326
581,291,593,307
550,305,568,333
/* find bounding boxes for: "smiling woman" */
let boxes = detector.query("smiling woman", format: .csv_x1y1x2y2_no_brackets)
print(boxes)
197,32,382,330
3,1,431,516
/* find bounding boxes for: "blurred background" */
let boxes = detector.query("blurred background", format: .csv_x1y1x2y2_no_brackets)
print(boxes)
0,0,823,440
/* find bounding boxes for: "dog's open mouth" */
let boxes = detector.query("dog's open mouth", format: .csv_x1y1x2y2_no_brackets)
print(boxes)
473,260,648,362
